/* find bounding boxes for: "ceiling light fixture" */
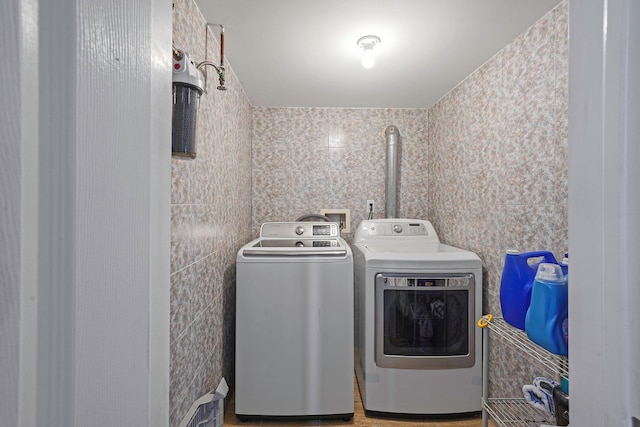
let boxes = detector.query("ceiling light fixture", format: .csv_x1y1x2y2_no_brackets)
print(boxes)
357,35,381,69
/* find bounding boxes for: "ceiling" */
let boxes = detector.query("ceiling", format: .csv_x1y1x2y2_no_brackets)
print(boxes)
194,0,562,108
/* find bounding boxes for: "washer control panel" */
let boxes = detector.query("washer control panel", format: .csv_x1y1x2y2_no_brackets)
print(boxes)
260,222,339,239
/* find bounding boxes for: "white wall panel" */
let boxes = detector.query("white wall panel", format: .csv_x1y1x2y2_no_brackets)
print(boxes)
569,0,640,425
73,0,171,425
1,1,22,425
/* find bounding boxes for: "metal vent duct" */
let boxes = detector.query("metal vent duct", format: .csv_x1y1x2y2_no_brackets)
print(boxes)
384,125,400,218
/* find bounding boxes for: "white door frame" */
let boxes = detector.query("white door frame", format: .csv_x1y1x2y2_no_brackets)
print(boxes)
3,1,171,426
569,0,640,425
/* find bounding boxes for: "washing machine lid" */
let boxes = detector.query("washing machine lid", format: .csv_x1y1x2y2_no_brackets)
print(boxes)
240,221,350,257
242,237,347,257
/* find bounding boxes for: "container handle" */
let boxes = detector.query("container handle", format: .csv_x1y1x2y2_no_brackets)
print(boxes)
521,251,558,268
521,251,558,260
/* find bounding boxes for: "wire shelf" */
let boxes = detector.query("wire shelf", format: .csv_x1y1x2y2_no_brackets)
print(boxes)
486,317,569,379
484,398,554,427
480,317,569,427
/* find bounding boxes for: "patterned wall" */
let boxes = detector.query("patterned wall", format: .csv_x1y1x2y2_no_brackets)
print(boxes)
428,1,568,397
171,0,253,425
251,107,429,239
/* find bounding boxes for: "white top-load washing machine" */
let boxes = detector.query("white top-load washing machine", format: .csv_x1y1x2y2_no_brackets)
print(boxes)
235,222,354,421
353,219,483,415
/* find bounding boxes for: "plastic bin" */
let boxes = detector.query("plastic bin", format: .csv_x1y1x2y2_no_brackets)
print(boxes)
179,378,229,427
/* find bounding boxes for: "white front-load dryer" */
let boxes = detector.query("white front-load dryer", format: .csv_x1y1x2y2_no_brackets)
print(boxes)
353,219,483,415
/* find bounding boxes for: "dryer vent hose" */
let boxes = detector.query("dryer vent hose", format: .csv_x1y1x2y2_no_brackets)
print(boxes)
384,125,400,218
295,214,331,222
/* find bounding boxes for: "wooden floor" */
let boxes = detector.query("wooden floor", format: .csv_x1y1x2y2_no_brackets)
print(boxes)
223,381,489,427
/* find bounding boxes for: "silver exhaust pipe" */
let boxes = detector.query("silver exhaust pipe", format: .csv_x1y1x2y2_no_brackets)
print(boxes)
384,125,400,218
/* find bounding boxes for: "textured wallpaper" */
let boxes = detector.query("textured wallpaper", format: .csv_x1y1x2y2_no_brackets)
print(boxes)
171,0,252,425
428,1,569,397
251,107,429,238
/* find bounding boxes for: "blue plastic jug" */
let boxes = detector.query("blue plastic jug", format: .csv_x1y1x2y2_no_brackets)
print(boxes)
499,250,558,330
525,263,568,356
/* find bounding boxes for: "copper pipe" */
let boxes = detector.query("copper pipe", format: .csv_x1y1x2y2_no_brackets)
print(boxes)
198,23,227,91
220,25,225,68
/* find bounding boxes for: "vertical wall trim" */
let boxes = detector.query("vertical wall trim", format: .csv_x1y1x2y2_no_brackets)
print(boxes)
37,0,77,425
149,0,172,425
18,0,40,426
1,1,23,426
620,0,640,421
569,0,640,424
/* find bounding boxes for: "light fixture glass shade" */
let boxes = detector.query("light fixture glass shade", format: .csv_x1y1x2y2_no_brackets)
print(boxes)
357,35,381,69
362,45,375,69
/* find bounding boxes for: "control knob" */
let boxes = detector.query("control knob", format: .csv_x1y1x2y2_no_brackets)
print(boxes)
393,224,403,234
295,226,305,235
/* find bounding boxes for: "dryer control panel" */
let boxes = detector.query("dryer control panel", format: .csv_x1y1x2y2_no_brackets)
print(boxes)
354,219,440,243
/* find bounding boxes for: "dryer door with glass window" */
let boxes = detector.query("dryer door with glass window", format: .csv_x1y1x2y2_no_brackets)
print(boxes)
375,273,476,369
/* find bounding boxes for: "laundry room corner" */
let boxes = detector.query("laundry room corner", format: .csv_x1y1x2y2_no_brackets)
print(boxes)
170,0,253,425
426,1,569,399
